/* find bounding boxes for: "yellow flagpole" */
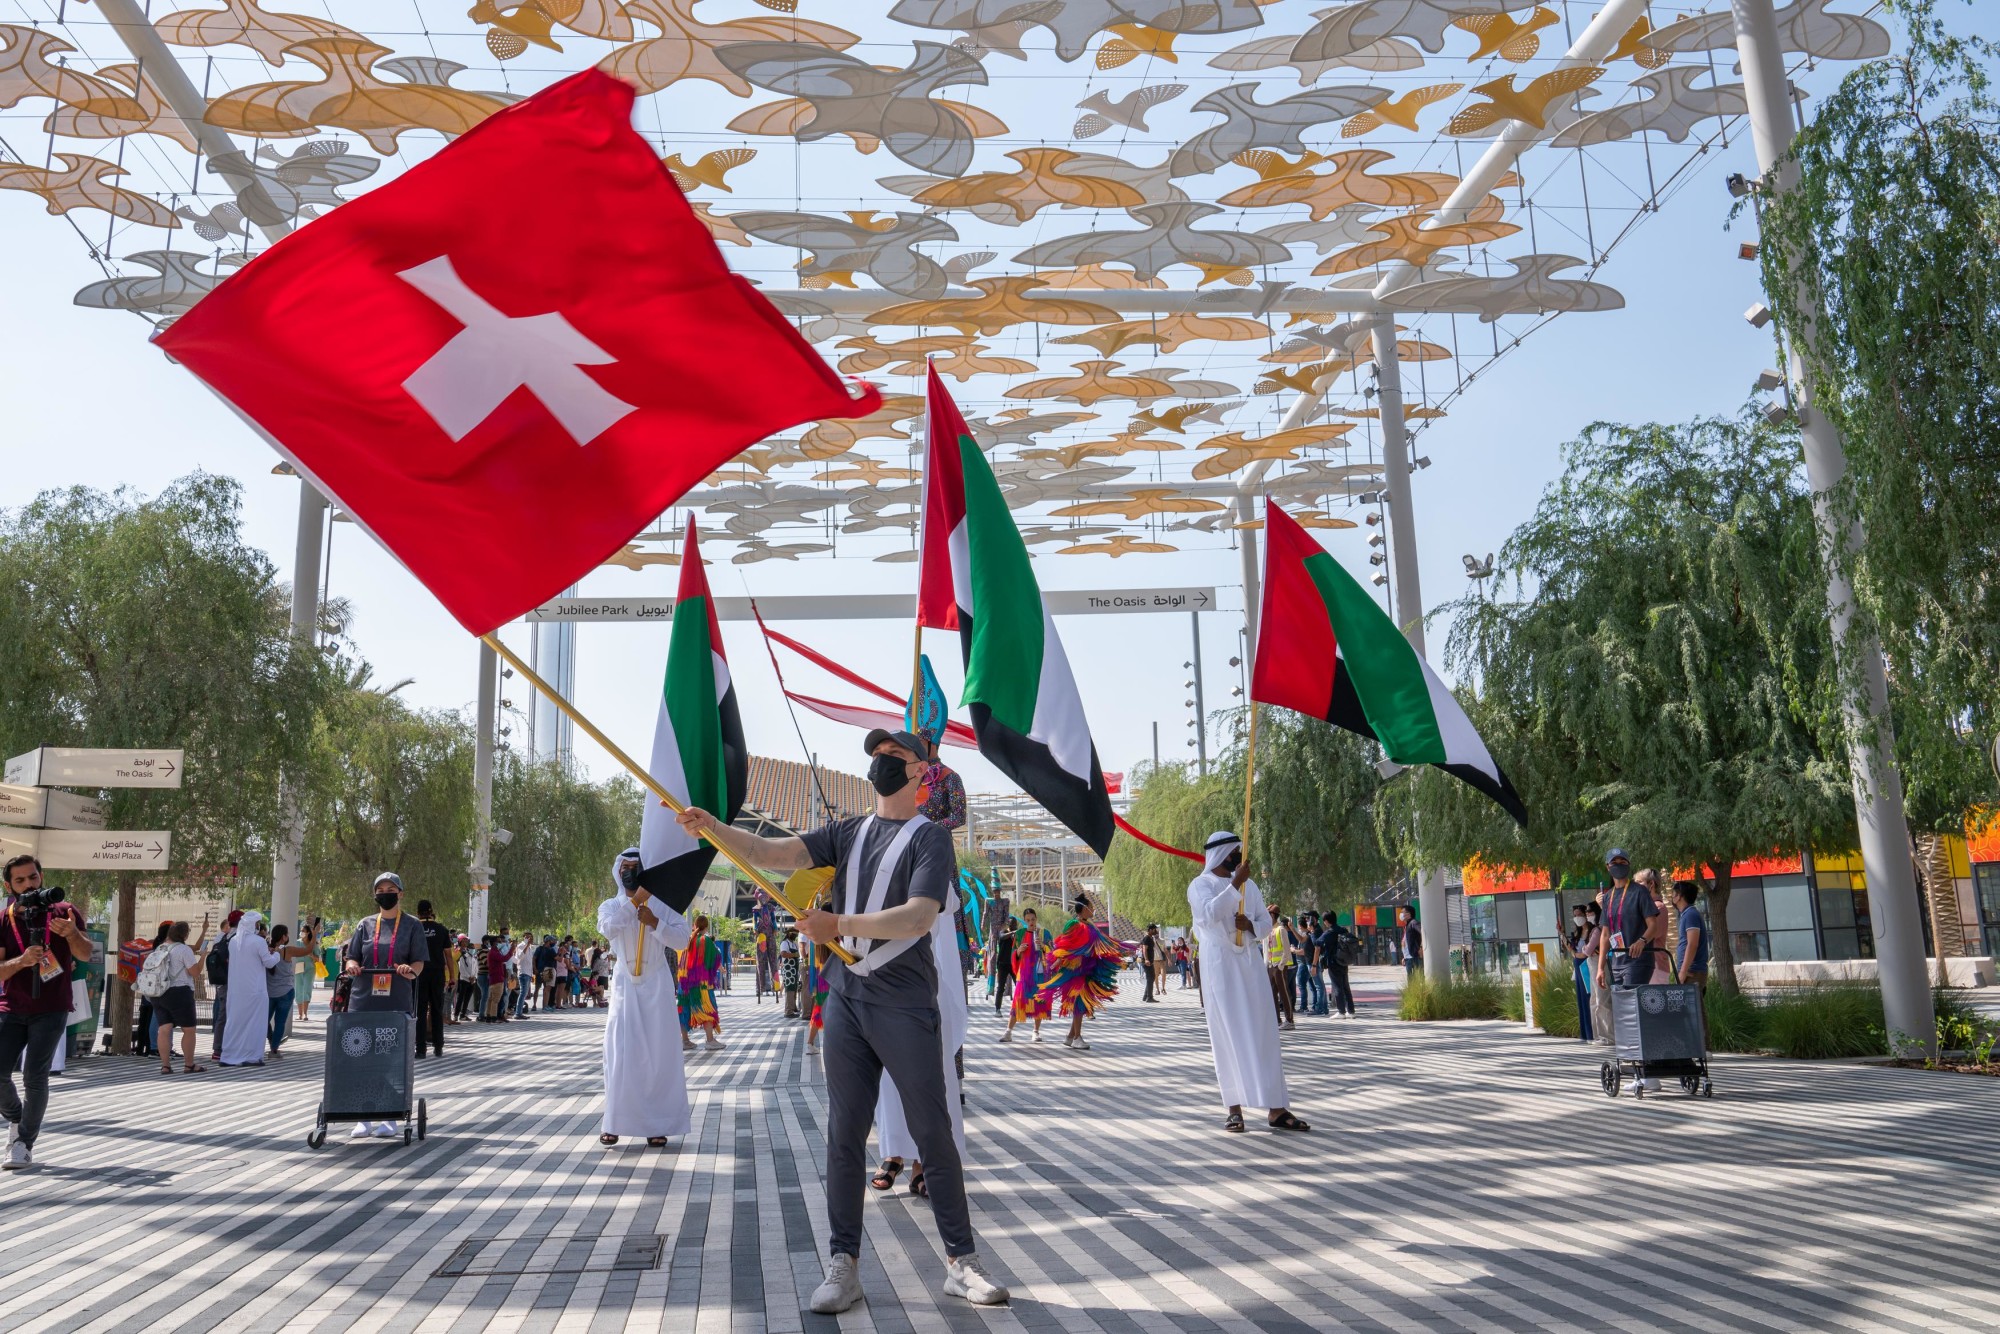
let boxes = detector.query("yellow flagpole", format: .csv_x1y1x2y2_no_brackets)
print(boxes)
1236,702,1259,948
480,632,859,965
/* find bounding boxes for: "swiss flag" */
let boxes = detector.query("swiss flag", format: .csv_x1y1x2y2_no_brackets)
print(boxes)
157,70,878,635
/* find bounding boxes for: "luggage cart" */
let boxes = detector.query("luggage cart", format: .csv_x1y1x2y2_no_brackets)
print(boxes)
1600,983,1712,1100
307,1009,427,1147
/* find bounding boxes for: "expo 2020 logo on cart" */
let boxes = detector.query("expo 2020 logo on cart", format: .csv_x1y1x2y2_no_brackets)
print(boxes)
342,1026,372,1057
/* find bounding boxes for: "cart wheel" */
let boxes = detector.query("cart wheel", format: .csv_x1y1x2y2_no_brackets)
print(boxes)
404,1121,414,1145
1701,1079,1714,1099
1602,1063,1622,1099
306,1127,326,1149
417,1098,427,1142
1679,1074,1697,1095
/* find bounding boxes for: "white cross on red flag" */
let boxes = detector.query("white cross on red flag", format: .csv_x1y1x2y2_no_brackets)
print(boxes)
157,70,877,635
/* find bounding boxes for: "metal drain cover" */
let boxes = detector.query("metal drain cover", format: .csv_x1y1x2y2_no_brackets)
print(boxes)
432,1232,667,1278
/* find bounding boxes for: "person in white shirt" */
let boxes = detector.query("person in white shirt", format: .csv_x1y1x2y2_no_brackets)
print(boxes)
596,848,693,1148
1188,833,1310,1135
150,917,210,1074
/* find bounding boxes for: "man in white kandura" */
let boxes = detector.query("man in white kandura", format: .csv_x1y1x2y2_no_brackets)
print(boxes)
872,880,968,1199
596,847,694,1149
1187,832,1312,1136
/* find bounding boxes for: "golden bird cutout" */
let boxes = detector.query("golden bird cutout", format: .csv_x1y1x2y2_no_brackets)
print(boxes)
666,147,757,192
602,544,680,570
1231,149,1327,182
1314,195,1520,276
1019,431,1182,470
468,0,568,61
0,152,177,228
1218,149,1456,219
911,148,1145,223
1051,489,1226,519
874,276,1116,337
1004,359,1180,406
1605,16,1673,69
1056,537,1180,558
602,0,858,98
1447,68,1606,135
45,63,199,153
1452,7,1559,63
1236,512,1359,531
1050,324,1168,358
0,25,148,119
1094,20,1187,69
1341,84,1465,138
201,39,515,153
154,0,367,67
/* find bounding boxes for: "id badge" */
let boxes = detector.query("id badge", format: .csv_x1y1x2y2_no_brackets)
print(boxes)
37,954,62,983
371,972,393,997
1609,930,1626,951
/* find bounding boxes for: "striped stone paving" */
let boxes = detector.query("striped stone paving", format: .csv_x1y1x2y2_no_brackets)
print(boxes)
3,967,1998,1333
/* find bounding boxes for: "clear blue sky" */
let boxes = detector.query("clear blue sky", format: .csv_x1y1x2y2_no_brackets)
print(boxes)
0,1,1884,794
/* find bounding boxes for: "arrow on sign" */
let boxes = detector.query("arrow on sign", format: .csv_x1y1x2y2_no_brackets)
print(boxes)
1194,590,1211,608
149,841,164,857
160,760,176,778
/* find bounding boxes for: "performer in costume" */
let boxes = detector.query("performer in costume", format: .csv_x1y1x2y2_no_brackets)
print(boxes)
1187,833,1311,1134
1037,895,1126,1051
871,880,968,1198
999,907,1051,1043
803,941,830,1049
676,727,1007,1313
596,848,693,1147
676,915,724,1052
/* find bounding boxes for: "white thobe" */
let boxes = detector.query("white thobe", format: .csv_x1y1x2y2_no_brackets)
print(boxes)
219,931,280,1066
597,893,694,1138
1188,872,1290,1110
875,889,967,1162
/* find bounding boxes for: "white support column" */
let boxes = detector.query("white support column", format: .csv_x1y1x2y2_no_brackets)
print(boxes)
1731,0,1932,1052
268,483,326,935
469,639,497,940
529,585,578,764
1370,316,1451,981
1235,492,1261,657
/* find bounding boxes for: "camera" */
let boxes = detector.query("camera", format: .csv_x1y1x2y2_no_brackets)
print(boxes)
14,885,65,911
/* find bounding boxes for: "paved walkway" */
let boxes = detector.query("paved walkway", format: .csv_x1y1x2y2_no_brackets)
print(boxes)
3,969,1998,1333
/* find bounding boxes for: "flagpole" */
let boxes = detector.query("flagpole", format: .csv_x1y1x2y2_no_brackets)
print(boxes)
1236,702,1259,949
479,631,859,964
911,357,933,713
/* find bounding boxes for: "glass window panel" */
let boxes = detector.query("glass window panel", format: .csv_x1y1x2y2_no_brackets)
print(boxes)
1728,883,1768,932
1766,881,1816,931
1817,888,1856,929
1769,928,1818,961
1821,928,1861,961
1525,893,1558,941
1731,931,1770,963
1496,896,1529,940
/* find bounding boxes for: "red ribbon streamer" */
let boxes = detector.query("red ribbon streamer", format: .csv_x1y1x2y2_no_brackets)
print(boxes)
1112,813,1203,863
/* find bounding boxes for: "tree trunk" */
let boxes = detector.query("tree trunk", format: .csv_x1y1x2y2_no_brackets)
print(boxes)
108,871,138,1055
1706,861,1738,997
1913,832,1961,988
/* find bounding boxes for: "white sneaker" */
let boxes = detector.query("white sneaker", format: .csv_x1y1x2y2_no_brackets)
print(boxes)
1031,1030,1042,1043
1283,1021,1296,1031
997,1031,1012,1043
943,1253,1008,1306
4,1139,29,1170
374,1122,403,1139
350,1122,375,1140
3,1118,16,1152
1637,1078,1662,1093
810,1253,863,1314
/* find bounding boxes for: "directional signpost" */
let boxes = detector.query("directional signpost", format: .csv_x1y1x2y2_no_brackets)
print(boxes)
0,783,109,831
521,588,1217,622
0,827,172,872
5,747,184,789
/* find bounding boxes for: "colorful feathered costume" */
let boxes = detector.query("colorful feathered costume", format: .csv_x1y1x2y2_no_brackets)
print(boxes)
1038,917,1125,1018
1011,925,1053,1023
804,942,830,1039
676,932,723,1033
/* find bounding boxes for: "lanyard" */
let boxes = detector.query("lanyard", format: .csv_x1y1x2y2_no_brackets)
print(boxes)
371,913,396,970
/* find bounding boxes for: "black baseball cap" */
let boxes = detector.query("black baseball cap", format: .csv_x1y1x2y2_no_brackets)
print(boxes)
1606,848,1631,866
863,728,927,758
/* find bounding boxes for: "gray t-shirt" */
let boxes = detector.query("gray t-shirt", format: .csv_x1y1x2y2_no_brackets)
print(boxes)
343,913,431,1014
800,814,953,1010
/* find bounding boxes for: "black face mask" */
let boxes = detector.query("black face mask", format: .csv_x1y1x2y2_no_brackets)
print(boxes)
1218,851,1242,875
375,891,401,911
868,753,913,796
618,861,639,892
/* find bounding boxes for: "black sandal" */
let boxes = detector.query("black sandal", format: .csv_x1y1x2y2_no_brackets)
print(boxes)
1223,1112,1245,1134
908,1165,927,1198
870,1159,904,1191
647,1137,668,1148
1268,1110,1311,1133
600,1134,619,1145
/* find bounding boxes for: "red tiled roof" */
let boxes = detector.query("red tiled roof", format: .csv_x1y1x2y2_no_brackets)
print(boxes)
742,755,872,833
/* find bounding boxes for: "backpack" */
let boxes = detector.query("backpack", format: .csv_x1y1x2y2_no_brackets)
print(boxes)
206,934,231,986
137,944,174,999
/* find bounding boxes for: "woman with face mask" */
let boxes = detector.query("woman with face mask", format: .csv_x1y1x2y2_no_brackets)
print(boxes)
340,872,431,1137
1568,903,1600,1043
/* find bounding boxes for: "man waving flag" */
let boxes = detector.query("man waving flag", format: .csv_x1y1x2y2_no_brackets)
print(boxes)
637,517,749,912
1252,504,1526,826
918,366,1114,855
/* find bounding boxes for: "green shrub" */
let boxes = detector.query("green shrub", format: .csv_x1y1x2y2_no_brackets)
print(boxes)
1399,970,1508,1021
1534,959,1580,1038
1499,975,1524,1022
1759,984,1886,1059
1704,987,1766,1053
1933,987,1995,1053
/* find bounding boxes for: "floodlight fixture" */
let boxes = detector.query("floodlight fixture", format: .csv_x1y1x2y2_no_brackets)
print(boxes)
1414,456,1432,470
1370,573,1388,587
1745,302,1773,328
1761,401,1791,426
1368,533,1385,547
1357,491,1380,505
492,828,515,848
1738,242,1760,261
1369,553,1387,566
1365,512,1382,526
1755,369,1785,392
1725,172,1757,198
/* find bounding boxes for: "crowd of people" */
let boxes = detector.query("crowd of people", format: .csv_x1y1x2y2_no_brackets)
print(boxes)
1564,849,1711,1069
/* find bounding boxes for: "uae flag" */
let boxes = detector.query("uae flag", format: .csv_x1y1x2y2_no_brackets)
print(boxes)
918,366,1115,855
636,517,749,911
1252,504,1527,826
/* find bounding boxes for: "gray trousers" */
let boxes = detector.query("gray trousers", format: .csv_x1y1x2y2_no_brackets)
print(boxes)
821,988,975,1260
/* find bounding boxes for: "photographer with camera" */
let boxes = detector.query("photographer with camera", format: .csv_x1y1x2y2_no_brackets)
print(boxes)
0,854,94,1170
